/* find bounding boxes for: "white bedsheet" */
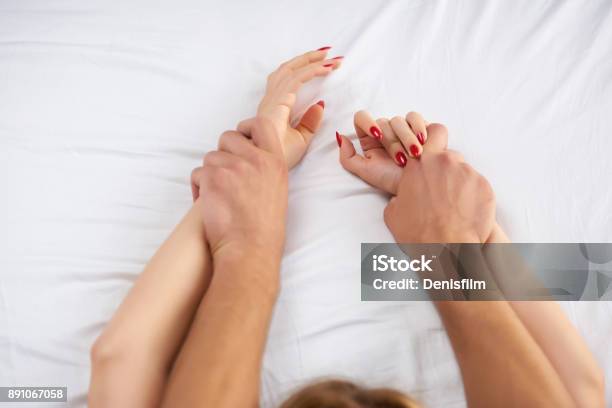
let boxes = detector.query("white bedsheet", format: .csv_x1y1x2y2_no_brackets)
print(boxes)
1,1,611,406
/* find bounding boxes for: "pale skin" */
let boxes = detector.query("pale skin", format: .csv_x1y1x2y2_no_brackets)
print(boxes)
88,49,604,407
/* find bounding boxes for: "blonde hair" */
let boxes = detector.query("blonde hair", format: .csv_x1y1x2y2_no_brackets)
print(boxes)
280,380,421,408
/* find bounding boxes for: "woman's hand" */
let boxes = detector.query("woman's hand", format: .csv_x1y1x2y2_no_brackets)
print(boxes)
257,47,342,168
191,49,341,202
337,110,505,243
337,110,448,195
191,117,288,270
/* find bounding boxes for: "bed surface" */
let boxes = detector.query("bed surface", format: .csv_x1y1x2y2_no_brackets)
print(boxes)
1,1,611,406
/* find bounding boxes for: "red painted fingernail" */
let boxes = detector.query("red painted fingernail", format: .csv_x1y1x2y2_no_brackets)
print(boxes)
370,126,383,140
409,144,420,158
323,63,334,67
317,46,332,51
395,151,407,167
417,132,425,145
332,56,344,60
335,131,342,147
316,100,325,109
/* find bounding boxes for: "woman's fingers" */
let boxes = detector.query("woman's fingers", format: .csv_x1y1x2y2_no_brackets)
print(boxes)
406,111,428,145
354,110,384,142
283,59,341,91
327,55,344,70
262,52,342,122
336,132,369,182
389,116,421,158
422,123,448,154
291,60,335,83
351,109,437,163
353,110,431,166
337,132,402,195
279,48,329,71
295,100,325,145
353,110,384,155
377,118,409,168
270,48,342,93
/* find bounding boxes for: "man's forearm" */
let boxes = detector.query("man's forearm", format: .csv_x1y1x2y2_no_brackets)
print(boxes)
161,252,280,408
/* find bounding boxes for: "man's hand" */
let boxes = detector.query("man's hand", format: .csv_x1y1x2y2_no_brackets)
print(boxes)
191,117,288,270
385,150,496,243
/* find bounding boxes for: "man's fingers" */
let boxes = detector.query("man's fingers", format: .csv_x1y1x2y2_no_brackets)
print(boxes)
190,166,204,202
202,150,237,168
236,117,283,157
217,130,258,157
192,150,242,201
441,149,465,163
422,123,449,154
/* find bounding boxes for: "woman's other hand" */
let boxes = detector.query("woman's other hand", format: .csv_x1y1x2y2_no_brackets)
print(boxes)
337,110,448,195
337,110,504,243
191,117,288,272
258,47,343,168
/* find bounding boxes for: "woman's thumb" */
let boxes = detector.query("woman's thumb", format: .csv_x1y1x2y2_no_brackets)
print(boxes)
295,100,325,146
